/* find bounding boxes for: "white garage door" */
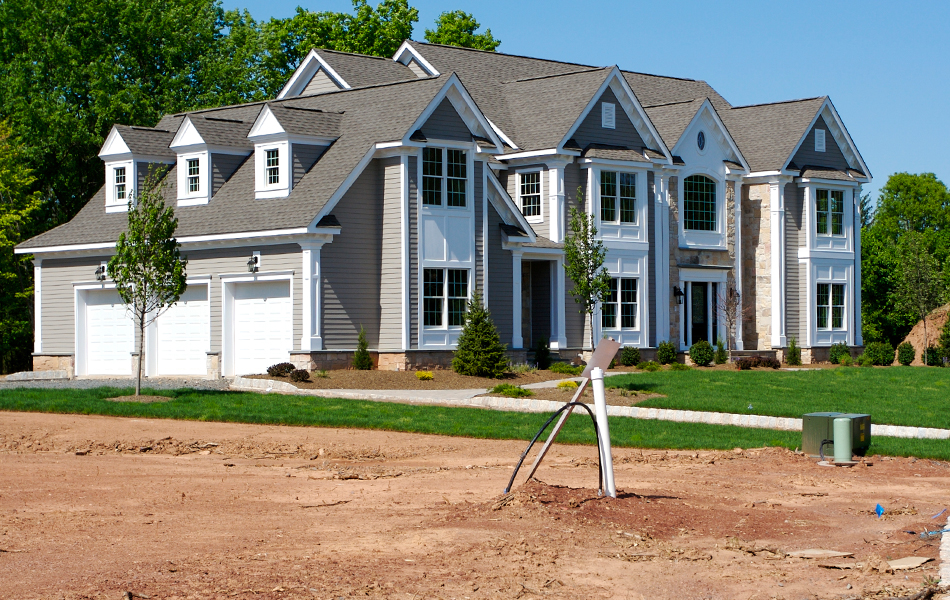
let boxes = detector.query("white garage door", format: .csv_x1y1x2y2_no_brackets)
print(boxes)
155,284,210,376
233,281,292,376
85,289,134,376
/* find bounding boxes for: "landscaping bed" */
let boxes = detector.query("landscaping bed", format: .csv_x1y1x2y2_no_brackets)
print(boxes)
246,368,569,390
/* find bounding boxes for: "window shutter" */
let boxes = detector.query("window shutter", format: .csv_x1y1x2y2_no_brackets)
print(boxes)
815,128,826,152
602,103,616,129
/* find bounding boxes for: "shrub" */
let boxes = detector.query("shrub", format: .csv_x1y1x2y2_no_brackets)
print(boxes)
839,354,853,367
689,340,714,367
714,338,728,365
857,353,873,367
940,317,950,362
619,346,641,367
490,383,533,398
266,362,295,377
314,369,329,378
669,362,691,371
829,342,850,365
735,358,753,371
925,345,944,367
864,341,894,366
759,357,781,369
508,362,537,375
785,337,802,366
656,341,677,365
452,291,509,378
352,325,373,370
290,369,310,383
416,370,434,381
531,336,551,370
556,380,578,390
896,342,916,366
637,361,660,372
549,362,583,376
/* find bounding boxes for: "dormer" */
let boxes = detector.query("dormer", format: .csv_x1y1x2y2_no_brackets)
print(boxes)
393,41,440,78
98,125,176,213
246,104,340,200
169,115,253,207
276,49,350,99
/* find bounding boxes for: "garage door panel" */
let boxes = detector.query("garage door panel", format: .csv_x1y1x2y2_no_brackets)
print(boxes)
232,281,292,376
85,289,134,376
156,284,209,376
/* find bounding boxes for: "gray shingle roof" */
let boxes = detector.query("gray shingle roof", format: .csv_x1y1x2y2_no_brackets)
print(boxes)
799,167,855,181
643,99,704,150
268,105,343,138
720,97,825,173
113,125,176,158
18,76,448,250
186,114,256,148
314,49,417,88
622,72,731,112
580,144,650,163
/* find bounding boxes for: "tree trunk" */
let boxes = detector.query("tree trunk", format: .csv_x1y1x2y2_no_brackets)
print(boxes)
588,312,595,352
923,318,928,366
136,309,145,396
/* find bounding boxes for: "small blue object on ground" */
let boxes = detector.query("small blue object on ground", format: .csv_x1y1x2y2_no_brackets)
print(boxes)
875,504,884,518
931,508,946,519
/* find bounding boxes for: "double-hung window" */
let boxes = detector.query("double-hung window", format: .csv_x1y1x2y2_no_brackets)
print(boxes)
816,189,844,236
683,175,717,231
816,283,845,329
423,268,469,327
114,167,126,201
600,171,636,224
520,172,541,218
422,147,467,207
187,158,200,193
265,149,280,185
602,278,637,329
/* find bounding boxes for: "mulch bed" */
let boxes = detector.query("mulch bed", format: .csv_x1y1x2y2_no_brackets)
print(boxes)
247,369,570,390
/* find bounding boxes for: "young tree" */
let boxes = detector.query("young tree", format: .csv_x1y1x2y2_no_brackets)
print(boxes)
894,231,943,366
563,194,612,351
452,290,508,378
107,171,186,395
714,286,751,360
424,10,500,51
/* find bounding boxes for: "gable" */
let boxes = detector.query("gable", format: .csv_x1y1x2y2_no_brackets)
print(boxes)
406,59,428,78
420,97,472,142
671,102,747,172
302,69,343,96
99,127,131,158
571,87,646,151
789,115,850,172
170,117,206,148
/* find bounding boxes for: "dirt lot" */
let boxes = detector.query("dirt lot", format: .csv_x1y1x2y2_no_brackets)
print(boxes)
1,412,947,600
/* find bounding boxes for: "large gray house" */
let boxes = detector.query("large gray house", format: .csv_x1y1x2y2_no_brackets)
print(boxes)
16,41,870,378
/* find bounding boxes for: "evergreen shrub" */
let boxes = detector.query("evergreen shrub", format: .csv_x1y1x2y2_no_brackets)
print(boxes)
785,337,802,366
531,336,551,370
896,342,916,366
267,362,295,377
656,341,677,365
352,326,373,370
290,369,310,382
829,343,850,364
619,346,641,366
864,341,894,366
416,370,434,381
637,361,660,372
925,345,944,366
452,291,509,378
549,362,583,376
714,338,728,365
689,340,714,367
669,362,691,371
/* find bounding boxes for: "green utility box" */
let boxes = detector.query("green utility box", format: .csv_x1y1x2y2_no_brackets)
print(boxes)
802,412,871,458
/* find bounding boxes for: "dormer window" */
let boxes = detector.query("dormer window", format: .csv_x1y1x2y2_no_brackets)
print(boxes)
266,149,280,185
175,152,209,205
187,159,200,192
115,167,127,202
422,147,467,208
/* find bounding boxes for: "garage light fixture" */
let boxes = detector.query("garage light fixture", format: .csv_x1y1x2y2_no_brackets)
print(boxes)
247,254,259,273
95,264,107,282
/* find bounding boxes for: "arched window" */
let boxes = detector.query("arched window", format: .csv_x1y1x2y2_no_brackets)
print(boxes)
683,175,717,231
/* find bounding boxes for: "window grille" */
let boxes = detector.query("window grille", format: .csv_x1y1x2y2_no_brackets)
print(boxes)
187,158,200,193
266,149,279,185
520,172,541,217
115,167,126,201
816,189,844,235
683,175,717,231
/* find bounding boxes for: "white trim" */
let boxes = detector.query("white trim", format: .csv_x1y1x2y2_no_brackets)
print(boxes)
299,241,324,351
511,250,523,349
485,117,518,150
401,74,503,152
482,161,489,302
579,157,652,169
677,168,728,250
401,154,410,350
770,179,788,348
670,99,750,173
781,98,871,181
546,162,567,243
33,259,42,353
733,180,744,350
516,168,544,224
486,169,537,242
853,184,863,346
220,271,295,376
497,149,563,161
392,41,441,77
798,176,860,187
653,172,670,344
276,49,351,100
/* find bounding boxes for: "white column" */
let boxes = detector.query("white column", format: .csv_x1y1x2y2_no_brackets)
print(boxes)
300,242,324,351
769,179,787,348
33,258,42,354
553,256,567,349
853,185,863,346
512,249,523,349
401,154,411,350
654,173,670,344
733,179,744,350
547,163,567,243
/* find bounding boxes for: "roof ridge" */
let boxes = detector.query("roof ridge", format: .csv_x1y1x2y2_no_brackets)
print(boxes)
620,69,699,83
277,105,344,114
409,40,603,70
502,67,607,84
201,116,246,123
643,98,703,109
729,96,826,110
313,48,394,61
126,125,171,132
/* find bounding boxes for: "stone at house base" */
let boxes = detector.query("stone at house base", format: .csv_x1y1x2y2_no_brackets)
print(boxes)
5,370,70,381
32,354,74,379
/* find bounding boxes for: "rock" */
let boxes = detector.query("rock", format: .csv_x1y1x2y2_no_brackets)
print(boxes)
788,549,854,559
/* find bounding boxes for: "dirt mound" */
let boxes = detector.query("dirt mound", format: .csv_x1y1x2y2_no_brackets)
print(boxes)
899,303,949,365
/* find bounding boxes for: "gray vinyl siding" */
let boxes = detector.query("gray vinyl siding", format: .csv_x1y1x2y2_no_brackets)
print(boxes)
211,154,247,197
564,163,587,348
420,98,471,142
572,87,646,150
136,162,169,191
302,69,341,95
785,183,805,345
292,144,327,190
407,59,427,78
322,160,382,348
647,171,656,347
790,116,850,171
408,156,419,349
487,202,512,345
379,157,403,351
474,161,485,294
530,261,551,345
41,256,110,354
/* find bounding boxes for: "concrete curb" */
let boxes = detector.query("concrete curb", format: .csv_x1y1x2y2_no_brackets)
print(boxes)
228,377,950,440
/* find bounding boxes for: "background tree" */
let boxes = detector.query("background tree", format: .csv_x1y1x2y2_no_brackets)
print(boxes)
424,10,500,51
564,197,612,351
107,172,187,395
893,231,945,366
452,291,508,378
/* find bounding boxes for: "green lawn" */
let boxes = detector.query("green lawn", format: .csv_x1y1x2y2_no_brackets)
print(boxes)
0,386,948,460
605,366,950,429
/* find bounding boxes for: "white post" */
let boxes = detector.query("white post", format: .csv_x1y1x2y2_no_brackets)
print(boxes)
590,367,616,498
300,241,324,351
547,162,567,243
733,179,744,350
853,185,863,346
512,249,523,349
654,173,669,344
769,179,787,349
33,258,42,354
553,256,567,349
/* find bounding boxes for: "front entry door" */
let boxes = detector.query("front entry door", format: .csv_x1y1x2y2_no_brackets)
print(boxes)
690,282,709,345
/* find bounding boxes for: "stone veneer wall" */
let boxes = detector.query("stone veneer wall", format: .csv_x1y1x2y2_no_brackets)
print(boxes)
742,184,772,350
32,354,74,378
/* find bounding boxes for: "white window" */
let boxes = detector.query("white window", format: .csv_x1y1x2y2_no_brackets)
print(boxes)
187,158,200,193
519,171,541,219
817,283,845,330
683,174,717,231
815,128,826,152
422,147,467,208
423,268,469,327
114,167,127,202
600,171,636,224
602,277,637,329
816,189,844,236
601,102,616,129
265,149,280,185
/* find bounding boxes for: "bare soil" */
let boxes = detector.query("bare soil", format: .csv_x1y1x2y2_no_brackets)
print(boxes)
248,369,569,390
900,304,950,366
479,385,661,406
1,412,947,600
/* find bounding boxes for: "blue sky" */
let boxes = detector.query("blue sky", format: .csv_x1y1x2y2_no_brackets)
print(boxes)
221,0,950,204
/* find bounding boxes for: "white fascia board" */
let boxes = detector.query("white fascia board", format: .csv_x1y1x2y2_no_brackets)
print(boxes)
497,148,562,161
170,116,205,149
797,177,860,187
276,49,351,100
392,41,440,76
781,98,870,180
401,75,504,152
486,117,518,150
247,105,285,139
486,169,537,243
579,157,652,169
287,134,335,146
820,99,871,181
670,99,750,172
558,67,672,163
98,126,132,159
